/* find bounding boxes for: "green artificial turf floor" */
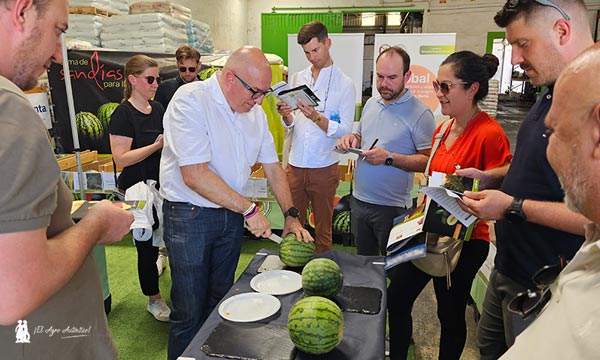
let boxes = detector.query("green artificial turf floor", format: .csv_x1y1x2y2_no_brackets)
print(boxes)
104,235,413,360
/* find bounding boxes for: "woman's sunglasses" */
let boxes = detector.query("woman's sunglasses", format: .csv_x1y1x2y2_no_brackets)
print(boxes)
135,76,161,85
179,66,197,73
507,257,567,319
432,80,470,95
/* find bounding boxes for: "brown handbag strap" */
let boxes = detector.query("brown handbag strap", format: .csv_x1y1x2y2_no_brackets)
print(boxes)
423,119,452,183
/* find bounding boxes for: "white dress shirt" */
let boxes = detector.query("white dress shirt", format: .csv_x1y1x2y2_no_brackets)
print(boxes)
160,73,279,207
284,64,355,168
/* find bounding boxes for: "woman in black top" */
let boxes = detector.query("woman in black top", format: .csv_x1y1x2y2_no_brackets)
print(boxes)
109,54,169,322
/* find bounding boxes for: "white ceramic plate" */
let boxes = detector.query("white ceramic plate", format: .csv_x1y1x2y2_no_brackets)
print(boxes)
218,293,281,322
250,270,303,295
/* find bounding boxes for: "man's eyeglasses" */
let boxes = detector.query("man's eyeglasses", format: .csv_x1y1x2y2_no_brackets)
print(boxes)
179,66,197,73
432,80,470,96
135,76,161,85
508,257,567,319
506,0,571,21
233,73,272,100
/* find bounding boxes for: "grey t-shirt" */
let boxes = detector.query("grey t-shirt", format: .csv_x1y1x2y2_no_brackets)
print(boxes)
354,89,435,208
0,76,116,359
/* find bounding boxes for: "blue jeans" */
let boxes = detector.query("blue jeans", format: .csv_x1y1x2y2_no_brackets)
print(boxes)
163,200,244,360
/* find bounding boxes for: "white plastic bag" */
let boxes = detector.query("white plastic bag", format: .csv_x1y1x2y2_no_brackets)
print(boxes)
125,181,154,242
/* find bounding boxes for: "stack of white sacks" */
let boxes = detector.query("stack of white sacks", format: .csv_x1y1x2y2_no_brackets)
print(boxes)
129,1,192,19
101,13,189,54
69,0,129,14
65,1,214,55
67,14,104,47
185,19,214,54
65,0,130,48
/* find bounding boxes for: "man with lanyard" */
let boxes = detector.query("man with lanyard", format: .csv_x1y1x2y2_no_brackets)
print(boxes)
458,0,593,357
276,21,355,253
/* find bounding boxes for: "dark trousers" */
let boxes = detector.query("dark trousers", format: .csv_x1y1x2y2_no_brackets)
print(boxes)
351,196,406,256
388,239,489,360
134,238,160,296
476,269,535,359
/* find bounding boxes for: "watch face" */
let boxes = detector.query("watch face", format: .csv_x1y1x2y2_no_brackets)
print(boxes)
385,157,393,166
505,198,526,224
286,207,300,218
505,210,524,224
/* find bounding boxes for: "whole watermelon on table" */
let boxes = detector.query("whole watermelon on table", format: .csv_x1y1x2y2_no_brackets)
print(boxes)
288,296,344,355
97,102,119,129
75,111,104,140
302,258,343,298
278,233,315,267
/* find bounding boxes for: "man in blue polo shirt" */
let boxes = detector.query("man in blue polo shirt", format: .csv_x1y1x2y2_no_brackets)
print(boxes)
336,46,435,256
458,0,593,358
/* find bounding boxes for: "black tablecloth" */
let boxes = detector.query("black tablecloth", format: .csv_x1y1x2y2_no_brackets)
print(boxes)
181,249,387,360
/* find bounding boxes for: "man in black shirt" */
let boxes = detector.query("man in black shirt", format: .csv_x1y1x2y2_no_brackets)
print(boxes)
155,45,201,109
458,0,593,358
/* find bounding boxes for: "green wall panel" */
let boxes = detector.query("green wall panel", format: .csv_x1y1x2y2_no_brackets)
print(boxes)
486,31,505,54
261,13,343,66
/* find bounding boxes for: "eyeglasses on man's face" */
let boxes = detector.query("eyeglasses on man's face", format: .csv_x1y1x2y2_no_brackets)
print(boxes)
507,257,567,318
233,73,272,100
432,80,470,96
179,66,197,73
135,75,161,85
506,0,571,21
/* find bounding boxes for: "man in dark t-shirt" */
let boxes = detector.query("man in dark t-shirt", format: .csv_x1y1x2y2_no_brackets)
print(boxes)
155,45,201,109
457,1,594,359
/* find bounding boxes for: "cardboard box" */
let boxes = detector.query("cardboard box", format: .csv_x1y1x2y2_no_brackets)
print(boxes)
338,160,355,182
244,164,268,198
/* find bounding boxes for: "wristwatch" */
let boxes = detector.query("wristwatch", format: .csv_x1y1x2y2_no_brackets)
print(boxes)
505,197,527,224
283,207,300,219
385,152,394,166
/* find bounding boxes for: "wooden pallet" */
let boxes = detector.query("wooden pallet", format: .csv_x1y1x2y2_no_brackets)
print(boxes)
69,6,116,17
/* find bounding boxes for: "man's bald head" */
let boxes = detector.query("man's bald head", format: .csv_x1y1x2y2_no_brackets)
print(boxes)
219,46,272,113
555,44,600,120
546,43,600,221
223,46,271,84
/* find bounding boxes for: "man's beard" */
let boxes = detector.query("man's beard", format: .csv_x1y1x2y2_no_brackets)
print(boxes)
378,83,405,101
13,25,45,91
559,145,590,215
